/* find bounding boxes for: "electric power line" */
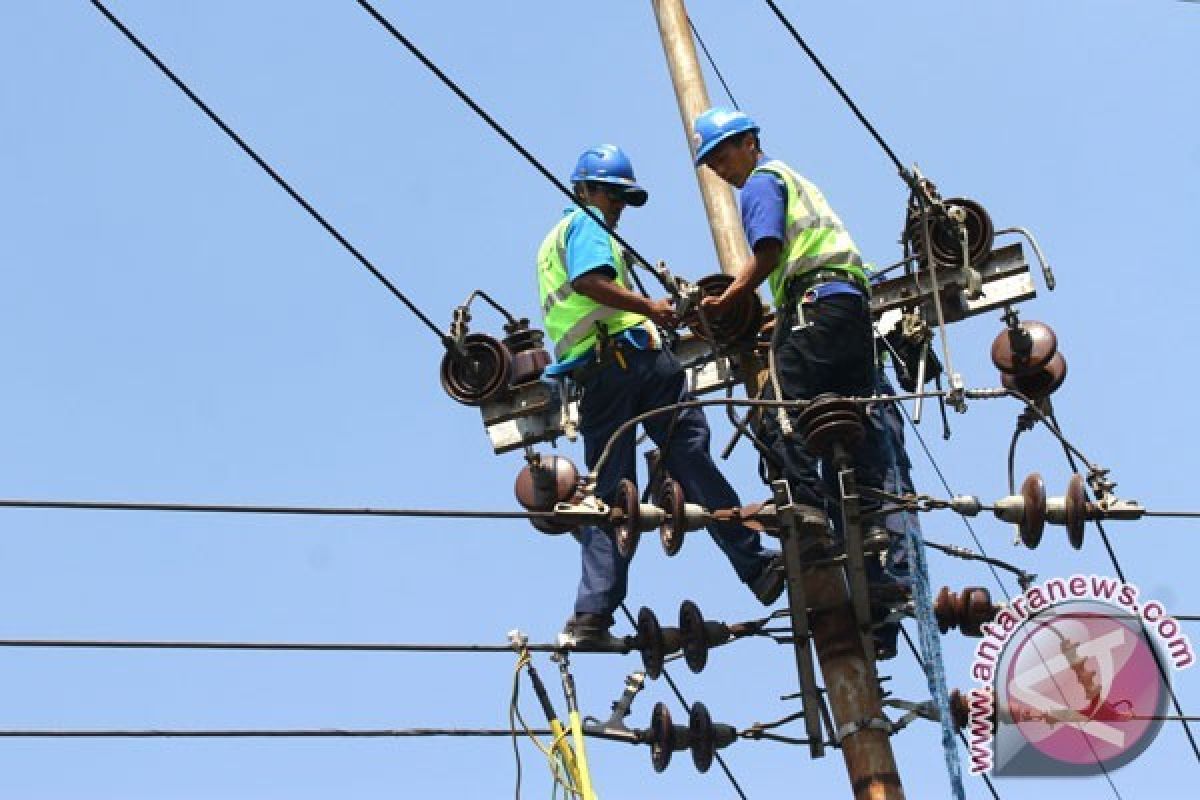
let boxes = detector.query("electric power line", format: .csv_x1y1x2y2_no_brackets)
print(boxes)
0,728,549,738
352,0,667,285
898,626,1000,800
1044,412,1200,764
898,405,1128,800
619,603,750,800
88,0,448,345
760,0,912,186
687,15,740,110
0,497,552,521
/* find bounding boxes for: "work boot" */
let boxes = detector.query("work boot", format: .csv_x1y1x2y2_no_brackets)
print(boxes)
559,612,623,650
863,525,891,554
751,553,787,606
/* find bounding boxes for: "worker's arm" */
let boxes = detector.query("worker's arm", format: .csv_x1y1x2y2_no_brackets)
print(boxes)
701,238,780,316
574,272,677,329
701,169,784,316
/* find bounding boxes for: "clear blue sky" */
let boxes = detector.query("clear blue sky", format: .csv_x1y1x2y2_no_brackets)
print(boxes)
1,1,1197,798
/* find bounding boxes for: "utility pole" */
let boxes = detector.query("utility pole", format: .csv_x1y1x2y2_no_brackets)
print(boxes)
650,0,749,277
650,2,905,797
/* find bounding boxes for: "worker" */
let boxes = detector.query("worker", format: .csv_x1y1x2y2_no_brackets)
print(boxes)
693,108,897,627
538,144,784,647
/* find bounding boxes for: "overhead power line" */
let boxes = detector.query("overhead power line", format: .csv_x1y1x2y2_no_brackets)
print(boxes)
760,0,912,187
618,603,749,800
687,15,740,110
0,728,549,738
0,638,612,654
0,497,551,521
88,0,449,345
1044,413,1200,765
352,0,663,281
898,627,1001,800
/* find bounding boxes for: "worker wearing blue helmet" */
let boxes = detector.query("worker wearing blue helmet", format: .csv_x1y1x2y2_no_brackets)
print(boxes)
537,144,785,646
693,110,909,656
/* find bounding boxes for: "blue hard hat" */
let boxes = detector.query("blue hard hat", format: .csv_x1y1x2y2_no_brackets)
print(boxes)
570,144,648,207
692,108,759,166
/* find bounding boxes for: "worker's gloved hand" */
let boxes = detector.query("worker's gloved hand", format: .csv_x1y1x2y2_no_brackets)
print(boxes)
644,297,679,330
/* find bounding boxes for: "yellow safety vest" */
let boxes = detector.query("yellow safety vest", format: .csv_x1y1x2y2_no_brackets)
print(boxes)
536,209,647,363
752,159,869,307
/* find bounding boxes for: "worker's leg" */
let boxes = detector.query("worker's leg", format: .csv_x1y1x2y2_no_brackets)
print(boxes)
635,348,774,585
572,360,640,618
766,293,885,512
873,373,915,585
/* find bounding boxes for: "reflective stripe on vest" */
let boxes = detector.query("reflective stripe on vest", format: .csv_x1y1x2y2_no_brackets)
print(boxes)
753,160,869,307
536,210,648,362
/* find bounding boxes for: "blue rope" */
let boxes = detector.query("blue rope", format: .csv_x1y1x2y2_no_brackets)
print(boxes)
878,394,966,799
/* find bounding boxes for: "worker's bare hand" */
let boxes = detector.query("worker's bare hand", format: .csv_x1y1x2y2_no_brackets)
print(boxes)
645,297,679,329
701,287,740,318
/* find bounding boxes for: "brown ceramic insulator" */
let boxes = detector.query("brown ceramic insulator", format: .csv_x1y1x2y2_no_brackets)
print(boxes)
658,478,687,557
514,455,580,535
1065,473,1087,550
439,333,512,405
1002,352,1068,401
690,702,731,774
991,321,1058,376
650,702,687,773
503,322,552,384
961,587,996,637
683,273,765,344
613,478,641,559
797,395,866,459
1019,472,1047,549
679,599,708,674
934,586,956,634
949,689,970,731
905,197,995,268
637,606,665,681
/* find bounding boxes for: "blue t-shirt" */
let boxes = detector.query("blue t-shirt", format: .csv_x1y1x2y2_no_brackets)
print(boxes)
740,155,861,300
544,207,652,377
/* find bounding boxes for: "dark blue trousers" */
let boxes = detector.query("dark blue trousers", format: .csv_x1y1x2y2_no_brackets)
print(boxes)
573,346,772,618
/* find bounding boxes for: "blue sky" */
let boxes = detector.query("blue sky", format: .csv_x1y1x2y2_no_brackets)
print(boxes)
1,1,1197,798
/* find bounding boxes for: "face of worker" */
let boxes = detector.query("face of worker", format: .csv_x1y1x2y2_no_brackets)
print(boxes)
580,184,628,228
702,133,758,189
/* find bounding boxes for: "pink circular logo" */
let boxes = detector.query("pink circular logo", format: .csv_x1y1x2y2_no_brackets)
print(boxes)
998,601,1167,774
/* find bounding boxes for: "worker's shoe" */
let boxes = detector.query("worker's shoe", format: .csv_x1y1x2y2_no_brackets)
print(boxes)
863,525,891,554
751,554,787,606
559,612,624,650
874,629,900,661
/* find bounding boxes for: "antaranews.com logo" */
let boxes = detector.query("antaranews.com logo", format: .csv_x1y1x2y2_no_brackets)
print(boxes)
965,574,1193,777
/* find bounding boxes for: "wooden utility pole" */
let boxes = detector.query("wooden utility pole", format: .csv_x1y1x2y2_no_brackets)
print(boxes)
650,2,905,798
650,0,749,277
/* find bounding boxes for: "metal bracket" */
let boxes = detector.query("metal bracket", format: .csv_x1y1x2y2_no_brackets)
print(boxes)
834,716,894,743
773,480,827,759
583,671,646,745
836,464,877,666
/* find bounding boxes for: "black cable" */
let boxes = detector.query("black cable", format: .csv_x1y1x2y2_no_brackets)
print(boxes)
897,402,1015,601
619,604,749,800
898,407,1127,799
0,728,552,737
1046,413,1200,765
898,627,1000,800
923,539,1034,591
0,497,557,520
88,0,449,346
688,15,740,109
354,0,662,282
0,638,623,654
760,0,914,188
